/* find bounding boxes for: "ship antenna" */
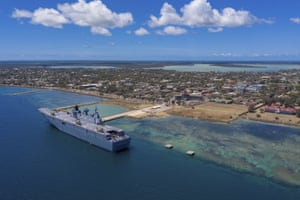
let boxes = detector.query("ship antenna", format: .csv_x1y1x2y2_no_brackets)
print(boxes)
95,106,102,118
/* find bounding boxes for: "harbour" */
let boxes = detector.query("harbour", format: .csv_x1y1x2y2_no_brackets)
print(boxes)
2,0,300,198
1,86,300,200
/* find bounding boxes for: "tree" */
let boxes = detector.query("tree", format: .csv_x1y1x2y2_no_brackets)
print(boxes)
283,97,294,108
263,96,275,105
248,104,256,113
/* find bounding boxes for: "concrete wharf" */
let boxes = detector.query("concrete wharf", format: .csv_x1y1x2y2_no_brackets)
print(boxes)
103,105,170,122
54,102,170,122
102,110,139,122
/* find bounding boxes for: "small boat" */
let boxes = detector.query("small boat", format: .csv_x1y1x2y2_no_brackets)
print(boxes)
165,144,173,149
186,150,195,156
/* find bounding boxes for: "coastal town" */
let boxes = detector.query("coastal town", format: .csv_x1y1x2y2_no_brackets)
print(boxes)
1,63,300,125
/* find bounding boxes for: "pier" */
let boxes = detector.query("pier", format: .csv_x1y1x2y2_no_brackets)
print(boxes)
102,108,159,122
102,105,170,122
54,103,171,122
102,112,131,122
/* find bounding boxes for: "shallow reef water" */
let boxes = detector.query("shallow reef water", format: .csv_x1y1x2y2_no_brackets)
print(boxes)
113,116,300,186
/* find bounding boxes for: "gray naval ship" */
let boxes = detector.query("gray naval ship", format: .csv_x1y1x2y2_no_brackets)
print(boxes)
39,105,130,152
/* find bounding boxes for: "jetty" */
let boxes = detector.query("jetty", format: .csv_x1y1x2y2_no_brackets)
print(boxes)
103,105,170,122
102,110,138,122
8,89,43,96
54,103,171,122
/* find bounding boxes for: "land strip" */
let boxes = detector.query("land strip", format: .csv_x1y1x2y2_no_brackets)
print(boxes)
166,102,248,123
244,111,300,127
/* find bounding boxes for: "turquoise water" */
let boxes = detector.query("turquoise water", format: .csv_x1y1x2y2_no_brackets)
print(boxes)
158,63,300,72
113,117,300,185
1,86,300,200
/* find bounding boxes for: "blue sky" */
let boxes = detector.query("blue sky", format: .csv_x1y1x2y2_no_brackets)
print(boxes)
1,0,300,60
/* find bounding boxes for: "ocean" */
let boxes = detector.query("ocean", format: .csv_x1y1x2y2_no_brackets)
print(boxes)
0,86,300,200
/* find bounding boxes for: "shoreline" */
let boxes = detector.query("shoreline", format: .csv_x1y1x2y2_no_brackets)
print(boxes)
52,87,300,128
1,84,299,128
242,112,300,128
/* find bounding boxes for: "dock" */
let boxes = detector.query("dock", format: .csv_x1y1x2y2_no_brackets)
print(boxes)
102,112,130,122
8,89,43,96
54,103,171,122
103,105,170,122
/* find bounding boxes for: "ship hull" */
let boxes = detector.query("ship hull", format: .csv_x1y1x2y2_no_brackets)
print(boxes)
39,108,130,152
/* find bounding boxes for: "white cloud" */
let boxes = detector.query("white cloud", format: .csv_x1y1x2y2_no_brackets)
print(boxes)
91,26,112,36
149,0,272,31
250,52,298,58
32,8,69,28
217,8,256,27
156,26,187,35
181,2,259,27
12,9,33,18
135,27,149,36
12,8,68,28
12,0,133,34
208,27,223,32
148,3,182,27
58,0,133,28
290,17,300,24
212,52,240,57
181,0,218,26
